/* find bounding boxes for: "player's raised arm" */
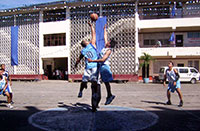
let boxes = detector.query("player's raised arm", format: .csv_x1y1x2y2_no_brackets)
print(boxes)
88,22,96,48
104,24,108,46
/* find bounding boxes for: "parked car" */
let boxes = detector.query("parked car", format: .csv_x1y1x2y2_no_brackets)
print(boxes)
159,66,200,84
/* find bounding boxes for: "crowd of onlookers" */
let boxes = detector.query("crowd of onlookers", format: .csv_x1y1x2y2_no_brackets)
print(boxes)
44,68,68,80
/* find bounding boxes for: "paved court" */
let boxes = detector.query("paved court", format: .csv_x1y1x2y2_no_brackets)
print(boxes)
0,81,200,131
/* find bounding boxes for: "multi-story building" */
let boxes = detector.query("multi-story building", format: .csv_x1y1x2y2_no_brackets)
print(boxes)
0,0,199,81
138,0,200,81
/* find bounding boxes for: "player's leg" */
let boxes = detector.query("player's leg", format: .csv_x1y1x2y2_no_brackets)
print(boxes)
105,82,112,98
166,89,171,105
4,92,13,109
96,69,101,108
10,93,13,103
104,82,115,105
176,88,183,107
100,64,115,105
78,82,87,98
7,84,14,104
91,81,98,112
96,84,101,108
78,69,89,98
90,67,100,112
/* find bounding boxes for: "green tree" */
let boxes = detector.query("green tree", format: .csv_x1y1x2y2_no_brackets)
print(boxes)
139,53,154,78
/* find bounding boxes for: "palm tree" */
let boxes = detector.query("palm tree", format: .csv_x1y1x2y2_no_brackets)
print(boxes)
139,53,154,81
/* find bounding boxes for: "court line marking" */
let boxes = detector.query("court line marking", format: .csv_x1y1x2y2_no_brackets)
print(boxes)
28,106,159,131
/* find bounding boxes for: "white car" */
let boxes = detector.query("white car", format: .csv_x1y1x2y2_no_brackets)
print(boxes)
159,66,200,84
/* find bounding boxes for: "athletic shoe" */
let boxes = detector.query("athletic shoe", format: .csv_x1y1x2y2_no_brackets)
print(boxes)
7,103,13,109
105,95,115,105
166,100,172,105
92,107,97,112
78,92,82,98
11,101,14,105
178,100,183,107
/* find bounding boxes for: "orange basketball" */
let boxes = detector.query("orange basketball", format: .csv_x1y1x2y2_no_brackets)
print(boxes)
90,13,98,21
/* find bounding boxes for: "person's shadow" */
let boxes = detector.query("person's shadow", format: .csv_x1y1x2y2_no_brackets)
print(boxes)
141,100,166,105
57,102,93,112
0,100,7,107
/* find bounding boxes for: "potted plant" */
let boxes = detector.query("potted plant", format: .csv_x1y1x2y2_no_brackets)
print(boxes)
139,53,154,83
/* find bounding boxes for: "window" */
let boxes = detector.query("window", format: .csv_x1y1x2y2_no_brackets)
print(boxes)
159,68,165,73
188,32,200,38
44,33,66,46
188,61,193,67
194,61,199,71
177,64,184,67
179,69,188,73
190,69,198,73
143,39,169,47
144,40,150,46
188,60,199,71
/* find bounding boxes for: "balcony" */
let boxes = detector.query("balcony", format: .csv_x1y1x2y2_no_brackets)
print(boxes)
141,47,200,58
138,17,200,33
138,1,200,20
138,3,200,49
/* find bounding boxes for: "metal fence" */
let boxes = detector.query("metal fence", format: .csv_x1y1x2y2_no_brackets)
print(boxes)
0,12,39,74
70,2,136,75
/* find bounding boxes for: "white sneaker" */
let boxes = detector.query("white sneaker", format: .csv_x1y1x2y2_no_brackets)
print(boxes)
7,103,14,109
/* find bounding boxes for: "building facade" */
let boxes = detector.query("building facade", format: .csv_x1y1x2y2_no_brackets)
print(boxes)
0,0,200,81
138,0,200,81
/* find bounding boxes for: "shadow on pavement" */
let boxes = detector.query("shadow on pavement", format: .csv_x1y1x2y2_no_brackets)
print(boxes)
141,100,166,105
58,102,93,111
28,103,158,131
0,106,43,131
0,103,200,131
145,106,200,131
0,100,7,107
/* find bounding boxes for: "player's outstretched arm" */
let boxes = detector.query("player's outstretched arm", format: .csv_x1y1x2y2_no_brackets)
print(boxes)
88,22,96,47
163,72,167,87
88,50,111,63
75,53,84,68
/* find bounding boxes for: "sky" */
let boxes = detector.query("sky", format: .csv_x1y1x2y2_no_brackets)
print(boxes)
0,0,63,10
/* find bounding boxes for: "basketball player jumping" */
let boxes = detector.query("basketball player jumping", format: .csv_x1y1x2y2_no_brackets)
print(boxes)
75,22,100,112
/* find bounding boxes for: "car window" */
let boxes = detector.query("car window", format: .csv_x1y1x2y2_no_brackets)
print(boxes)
190,69,198,73
159,68,165,73
179,68,188,73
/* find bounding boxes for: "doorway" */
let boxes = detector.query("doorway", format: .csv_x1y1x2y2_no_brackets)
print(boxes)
43,58,68,80
176,35,183,47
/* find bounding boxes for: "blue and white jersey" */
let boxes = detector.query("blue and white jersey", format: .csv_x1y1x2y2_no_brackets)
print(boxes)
81,43,98,69
99,47,111,65
2,71,9,81
166,69,178,83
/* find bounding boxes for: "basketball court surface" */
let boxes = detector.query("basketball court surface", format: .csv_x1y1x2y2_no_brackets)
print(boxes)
0,81,200,131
